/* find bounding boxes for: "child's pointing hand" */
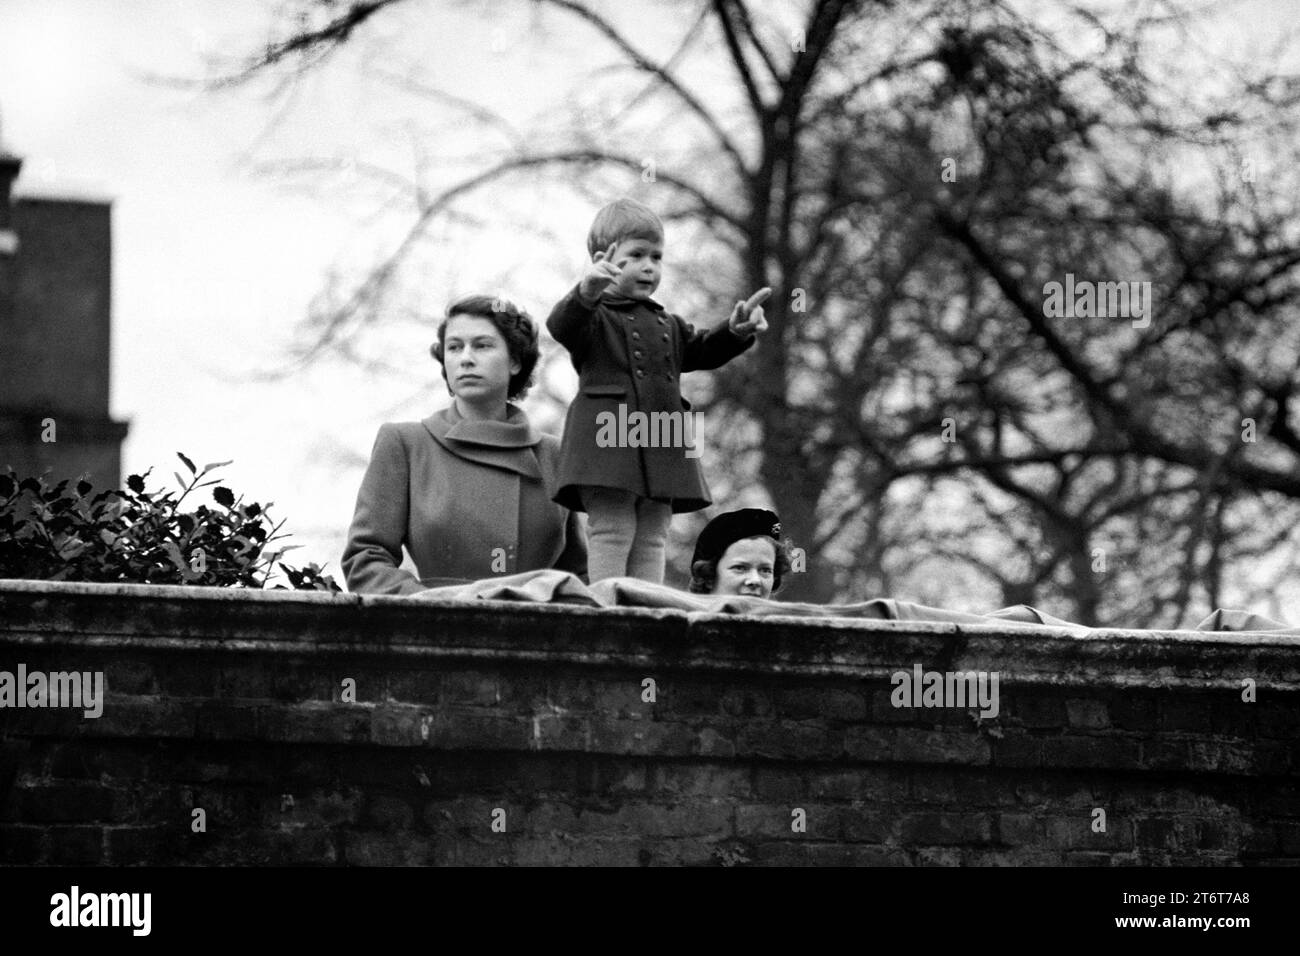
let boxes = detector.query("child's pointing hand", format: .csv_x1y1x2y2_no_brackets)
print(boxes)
579,241,627,305
728,287,771,337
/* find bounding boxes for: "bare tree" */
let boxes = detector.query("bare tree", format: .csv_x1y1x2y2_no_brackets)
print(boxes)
207,0,1300,624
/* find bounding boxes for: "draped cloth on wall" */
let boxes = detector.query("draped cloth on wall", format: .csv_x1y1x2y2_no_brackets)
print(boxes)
404,569,1293,633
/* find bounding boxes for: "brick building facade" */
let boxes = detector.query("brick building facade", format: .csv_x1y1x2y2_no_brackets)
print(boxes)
0,143,128,489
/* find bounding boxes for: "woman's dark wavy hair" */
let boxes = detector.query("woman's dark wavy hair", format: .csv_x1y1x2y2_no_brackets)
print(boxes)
688,535,794,595
430,294,540,401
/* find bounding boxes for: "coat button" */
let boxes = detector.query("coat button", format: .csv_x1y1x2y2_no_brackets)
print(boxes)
661,333,669,341
656,316,667,325
633,350,643,359
636,368,645,377
632,331,641,340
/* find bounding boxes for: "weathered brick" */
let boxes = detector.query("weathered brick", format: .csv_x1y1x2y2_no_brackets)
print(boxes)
1043,735,1142,770
1010,695,1066,729
891,728,990,765
562,837,646,867
87,698,195,739
158,658,218,698
11,783,115,822
914,846,964,866
736,803,830,839
343,832,436,866
1043,814,1133,850
1109,696,1160,731
1065,699,1109,730
692,727,736,758
839,807,890,842
106,825,179,864
895,812,993,845
1279,822,1300,855
650,764,749,799
102,660,158,696
422,797,509,834
1134,817,1178,849
1256,699,1300,738
656,678,726,718
447,834,511,866
643,836,731,867
841,726,894,761
195,702,260,740
366,795,415,831
998,813,1041,846
47,741,150,781
259,787,363,828
775,686,867,721
736,720,838,760
1063,850,1114,866
566,801,732,838
258,703,370,744
45,825,104,864
385,668,439,705
368,705,429,747
909,769,1015,807
586,717,695,756
719,686,775,718
752,841,910,866
438,671,501,707
0,824,44,863
1242,823,1277,855
808,768,907,802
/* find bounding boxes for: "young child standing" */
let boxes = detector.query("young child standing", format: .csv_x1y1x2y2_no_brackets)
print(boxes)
547,198,770,583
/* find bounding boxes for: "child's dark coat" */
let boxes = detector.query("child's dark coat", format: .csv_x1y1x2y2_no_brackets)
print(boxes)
547,285,755,514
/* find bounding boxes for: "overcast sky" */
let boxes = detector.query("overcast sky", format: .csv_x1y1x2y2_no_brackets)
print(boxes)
0,0,1295,593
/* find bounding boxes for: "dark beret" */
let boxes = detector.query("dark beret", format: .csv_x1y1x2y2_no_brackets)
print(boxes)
691,509,782,568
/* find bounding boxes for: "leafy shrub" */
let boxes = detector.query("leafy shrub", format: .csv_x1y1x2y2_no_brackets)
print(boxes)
0,453,340,591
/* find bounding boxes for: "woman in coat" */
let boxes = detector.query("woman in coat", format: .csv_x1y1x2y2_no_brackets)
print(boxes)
342,295,587,595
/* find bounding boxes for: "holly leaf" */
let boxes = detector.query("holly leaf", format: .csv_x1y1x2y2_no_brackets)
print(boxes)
213,487,235,508
126,474,146,494
177,452,196,474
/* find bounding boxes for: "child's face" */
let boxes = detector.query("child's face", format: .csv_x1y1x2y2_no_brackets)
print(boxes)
605,237,663,300
712,537,777,599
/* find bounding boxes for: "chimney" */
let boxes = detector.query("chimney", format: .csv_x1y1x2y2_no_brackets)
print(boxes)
0,113,20,247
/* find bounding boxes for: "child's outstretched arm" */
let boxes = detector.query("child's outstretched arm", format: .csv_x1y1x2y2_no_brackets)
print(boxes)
547,242,627,354
681,286,771,372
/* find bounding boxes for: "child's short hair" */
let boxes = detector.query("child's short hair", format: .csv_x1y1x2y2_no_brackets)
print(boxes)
586,198,664,257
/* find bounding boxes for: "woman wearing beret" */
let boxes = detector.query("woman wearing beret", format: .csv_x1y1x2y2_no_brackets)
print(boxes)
342,295,588,595
688,508,791,600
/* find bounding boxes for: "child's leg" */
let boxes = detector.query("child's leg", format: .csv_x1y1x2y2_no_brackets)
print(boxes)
582,486,639,582
626,497,673,583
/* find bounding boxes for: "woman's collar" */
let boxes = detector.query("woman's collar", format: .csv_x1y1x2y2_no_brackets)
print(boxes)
425,402,540,449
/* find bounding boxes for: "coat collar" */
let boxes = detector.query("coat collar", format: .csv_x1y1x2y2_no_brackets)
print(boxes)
421,404,542,479
601,293,665,312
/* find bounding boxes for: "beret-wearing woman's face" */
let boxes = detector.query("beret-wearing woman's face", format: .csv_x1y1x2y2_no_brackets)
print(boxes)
712,536,777,599
442,314,520,404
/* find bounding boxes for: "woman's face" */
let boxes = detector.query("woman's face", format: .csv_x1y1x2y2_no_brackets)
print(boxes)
712,536,777,599
442,314,520,403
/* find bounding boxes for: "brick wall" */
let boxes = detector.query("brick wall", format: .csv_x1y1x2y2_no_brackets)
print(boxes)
1,579,1296,866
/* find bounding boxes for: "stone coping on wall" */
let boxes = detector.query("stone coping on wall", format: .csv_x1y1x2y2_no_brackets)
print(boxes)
3,579,1297,692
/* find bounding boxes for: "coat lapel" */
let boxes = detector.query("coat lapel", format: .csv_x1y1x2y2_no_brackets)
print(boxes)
422,405,543,480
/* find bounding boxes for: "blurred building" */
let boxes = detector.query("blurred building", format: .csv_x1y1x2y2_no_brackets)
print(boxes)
0,138,128,489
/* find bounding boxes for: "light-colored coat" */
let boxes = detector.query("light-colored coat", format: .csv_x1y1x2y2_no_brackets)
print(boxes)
342,404,587,595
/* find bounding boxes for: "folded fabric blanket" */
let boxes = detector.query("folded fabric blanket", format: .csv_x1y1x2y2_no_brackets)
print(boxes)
402,569,1291,633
